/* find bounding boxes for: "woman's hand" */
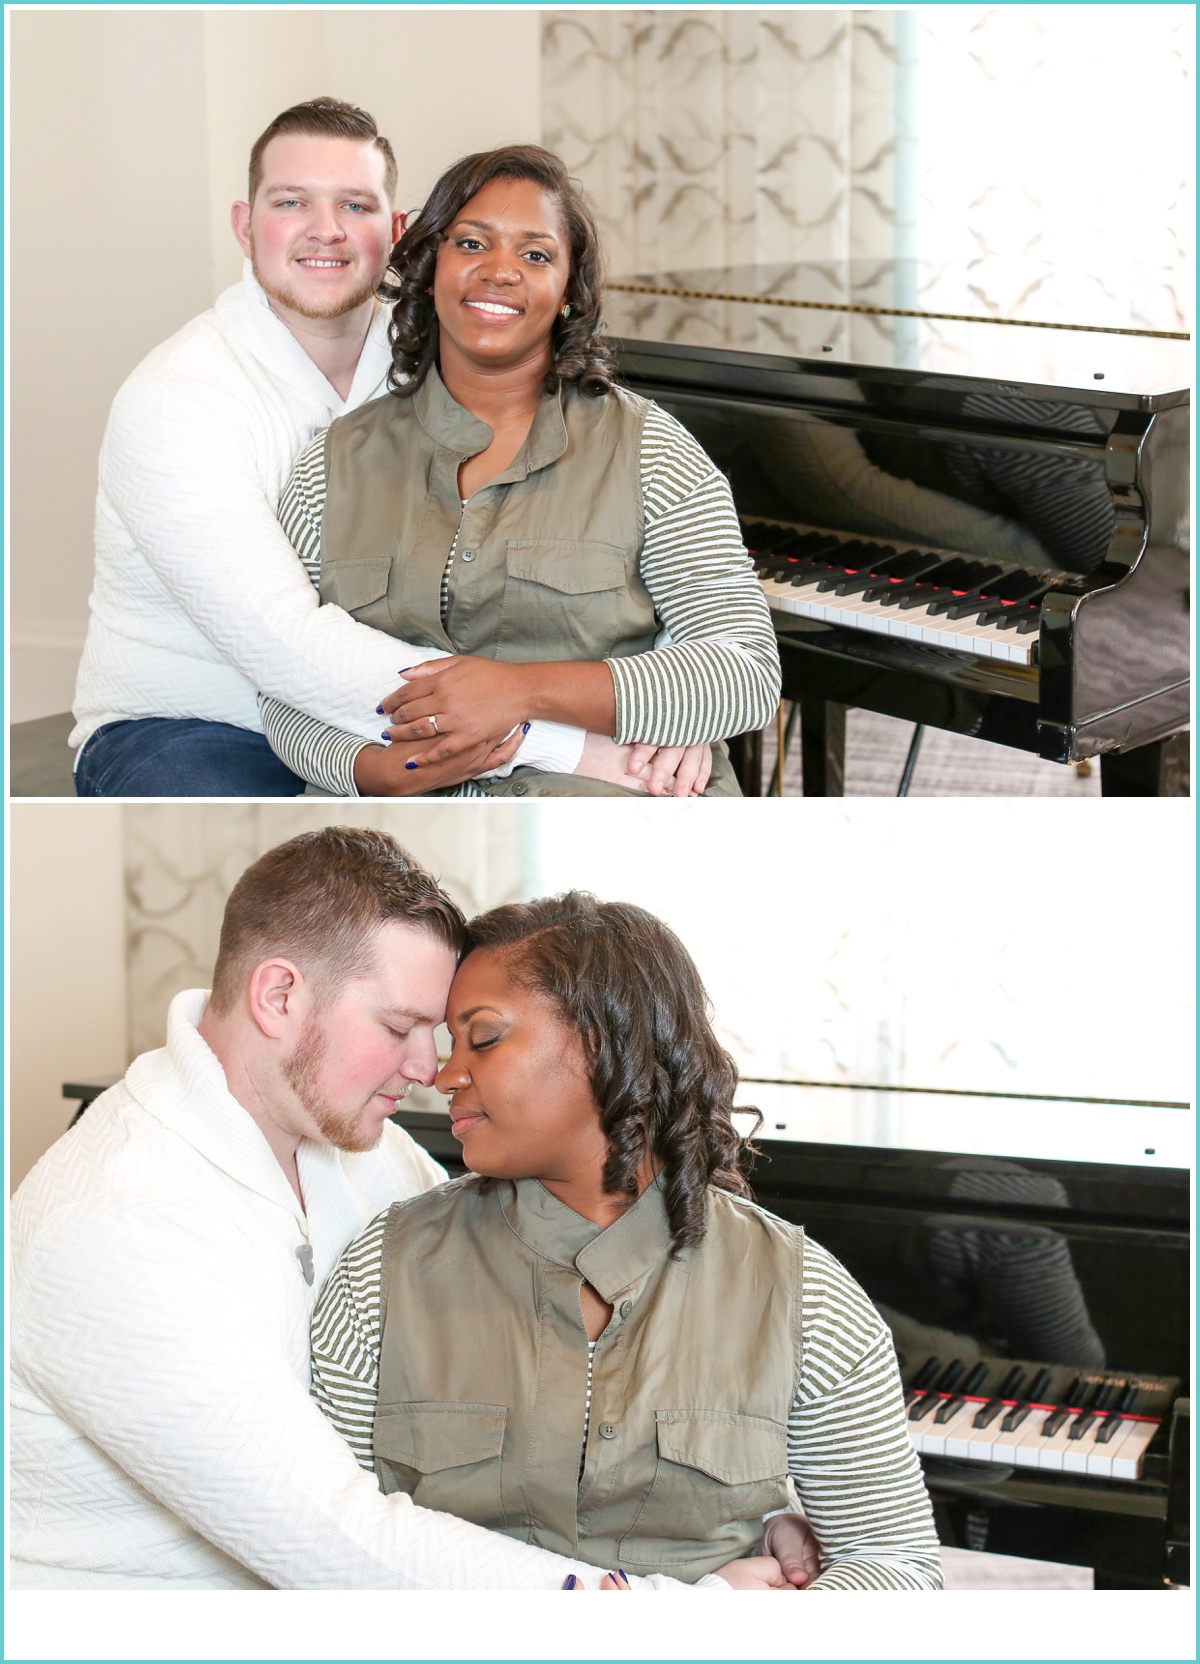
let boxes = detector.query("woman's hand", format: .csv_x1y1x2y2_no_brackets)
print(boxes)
762,1512,821,1588
353,727,525,797
625,742,713,798
380,658,531,770
711,1555,798,1590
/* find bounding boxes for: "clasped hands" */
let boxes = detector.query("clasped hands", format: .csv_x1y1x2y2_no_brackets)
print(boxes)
562,1513,819,1591
357,656,712,797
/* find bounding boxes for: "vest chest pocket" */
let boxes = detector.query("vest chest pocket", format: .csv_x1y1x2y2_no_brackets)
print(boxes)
495,539,634,661
618,1410,789,1571
321,556,392,618
373,1402,507,1530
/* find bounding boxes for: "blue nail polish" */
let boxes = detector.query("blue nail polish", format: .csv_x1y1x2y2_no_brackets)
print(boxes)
562,1574,578,1589
404,761,418,770
522,721,531,734
380,731,391,742
616,1569,630,1586
398,665,415,674
375,704,384,715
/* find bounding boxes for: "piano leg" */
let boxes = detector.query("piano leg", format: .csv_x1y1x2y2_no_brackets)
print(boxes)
1100,732,1190,797
800,701,846,797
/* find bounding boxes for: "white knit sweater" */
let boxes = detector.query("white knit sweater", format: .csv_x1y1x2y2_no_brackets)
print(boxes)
10,991,707,1591
70,264,582,775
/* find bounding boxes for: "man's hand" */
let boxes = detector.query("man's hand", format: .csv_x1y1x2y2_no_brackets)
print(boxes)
762,1512,821,1588
711,1555,798,1590
625,741,713,798
572,733,651,793
380,657,530,769
353,727,525,796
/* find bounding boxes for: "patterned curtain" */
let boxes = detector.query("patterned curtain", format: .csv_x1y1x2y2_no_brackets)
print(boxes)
123,804,532,1057
542,7,1191,331
542,9,902,278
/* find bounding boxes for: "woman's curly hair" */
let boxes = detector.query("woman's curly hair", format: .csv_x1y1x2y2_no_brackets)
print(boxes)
463,893,761,1257
381,144,615,399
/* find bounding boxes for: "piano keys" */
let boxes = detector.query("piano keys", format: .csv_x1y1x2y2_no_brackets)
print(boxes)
608,261,1191,795
901,1357,1178,1481
745,517,1054,664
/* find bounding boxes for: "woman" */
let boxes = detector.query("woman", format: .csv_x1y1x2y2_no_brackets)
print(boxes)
311,895,943,1588
259,145,780,798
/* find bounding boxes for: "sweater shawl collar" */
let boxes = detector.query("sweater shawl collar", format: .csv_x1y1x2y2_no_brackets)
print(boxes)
124,990,356,1248
412,363,570,481
497,1174,674,1303
215,261,392,414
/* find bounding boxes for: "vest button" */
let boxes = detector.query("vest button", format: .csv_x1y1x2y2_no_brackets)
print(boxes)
460,549,476,562
599,1423,616,1439
619,1300,633,1319
512,781,529,797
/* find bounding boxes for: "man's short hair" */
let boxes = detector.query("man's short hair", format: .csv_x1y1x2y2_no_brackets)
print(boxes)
209,827,464,1014
247,97,398,205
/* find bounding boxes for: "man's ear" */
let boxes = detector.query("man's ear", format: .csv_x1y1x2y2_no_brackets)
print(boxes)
391,209,407,246
230,200,252,258
246,958,307,1040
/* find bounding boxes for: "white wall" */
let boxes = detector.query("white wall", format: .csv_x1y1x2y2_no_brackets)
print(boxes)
9,805,129,1189
9,7,543,721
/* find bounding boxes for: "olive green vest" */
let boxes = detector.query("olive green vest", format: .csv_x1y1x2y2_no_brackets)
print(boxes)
372,1176,803,1582
319,367,657,665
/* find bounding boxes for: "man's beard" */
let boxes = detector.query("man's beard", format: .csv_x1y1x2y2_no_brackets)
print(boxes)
282,1017,387,1153
251,244,380,322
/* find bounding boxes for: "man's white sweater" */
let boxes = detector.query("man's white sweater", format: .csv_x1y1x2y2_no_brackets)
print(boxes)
70,264,581,773
10,991,699,1590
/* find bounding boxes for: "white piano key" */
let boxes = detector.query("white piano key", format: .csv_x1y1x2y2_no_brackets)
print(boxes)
1084,1417,1130,1478
759,578,1037,664
917,1398,980,1457
1010,1408,1060,1468
1035,1411,1082,1472
943,1402,993,1460
988,1407,1044,1464
1105,1419,1161,1481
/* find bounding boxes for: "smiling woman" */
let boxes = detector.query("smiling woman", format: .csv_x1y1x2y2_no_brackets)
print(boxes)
257,144,781,800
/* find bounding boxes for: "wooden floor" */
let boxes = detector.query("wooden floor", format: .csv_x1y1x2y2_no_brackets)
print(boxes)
760,706,1102,797
940,1547,1093,1589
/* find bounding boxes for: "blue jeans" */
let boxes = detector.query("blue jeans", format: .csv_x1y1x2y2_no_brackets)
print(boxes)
74,718,308,798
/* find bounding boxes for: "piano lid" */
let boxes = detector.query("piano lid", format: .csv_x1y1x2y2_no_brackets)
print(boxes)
731,1080,1192,1174
607,260,1192,406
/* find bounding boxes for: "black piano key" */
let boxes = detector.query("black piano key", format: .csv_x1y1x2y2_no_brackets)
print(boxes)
934,1394,967,1425
1027,1368,1054,1404
911,1356,942,1391
1000,1401,1033,1433
1041,1408,1071,1437
973,1398,1008,1429
966,587,1049,624
934,1360,966,1394
1068,1411,1098,1441
813,543,872,590
1094,1414,1124,1445
962,1361,991,1397
1115,1383,1140,1416
741,522,795,556
908,1392,941,1423
1091,1382,1116,1413
997,1366,1028,1400
896,564,977,611
880,563,962,608
1062,1376,1086,1407
923,566,1006,616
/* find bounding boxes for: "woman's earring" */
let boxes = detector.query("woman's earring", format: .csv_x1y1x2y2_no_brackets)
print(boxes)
560,303,571,320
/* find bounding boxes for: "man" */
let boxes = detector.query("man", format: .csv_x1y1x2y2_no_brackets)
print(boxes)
70,99,640,798
10,828,811,1589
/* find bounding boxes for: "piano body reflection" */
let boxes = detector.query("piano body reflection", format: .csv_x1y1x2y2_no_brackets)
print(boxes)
605,263,1191,795
386,1082,1190,1590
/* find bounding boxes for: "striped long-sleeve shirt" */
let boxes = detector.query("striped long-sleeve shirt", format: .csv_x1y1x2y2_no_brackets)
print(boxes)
310,1214,943,1591
258,403,781,795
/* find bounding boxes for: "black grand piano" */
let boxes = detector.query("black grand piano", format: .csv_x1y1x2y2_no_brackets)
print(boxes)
384,1086,1189,1591
606,262,1191,796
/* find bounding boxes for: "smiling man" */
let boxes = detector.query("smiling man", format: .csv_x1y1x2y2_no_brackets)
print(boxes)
70,99,587,797
12,827,769,1590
